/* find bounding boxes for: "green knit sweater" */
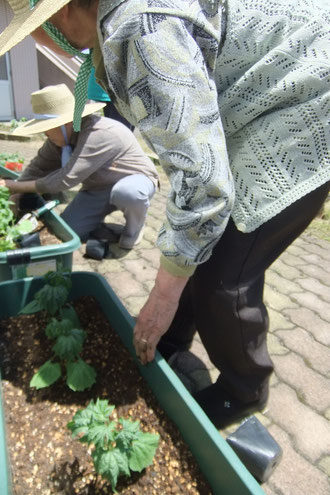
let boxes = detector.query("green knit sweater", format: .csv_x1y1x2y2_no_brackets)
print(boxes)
95,0,330,277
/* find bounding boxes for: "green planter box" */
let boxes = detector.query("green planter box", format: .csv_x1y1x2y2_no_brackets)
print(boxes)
0,272,265,495
0,166,80,281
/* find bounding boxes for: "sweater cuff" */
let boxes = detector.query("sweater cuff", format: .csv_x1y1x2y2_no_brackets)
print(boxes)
160,255,196,278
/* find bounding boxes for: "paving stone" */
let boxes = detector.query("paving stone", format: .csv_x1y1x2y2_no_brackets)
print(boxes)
144,280,155,292
144,225,158,241
318,456,330,477
122,259,158,282
285,243,307,258
301,253,330,267
276,328,330,376
290,292,330,321
264,424,330,495
265,270,302,296
298,263,330,286
72,264,94,272
102,271,147,300
190,339,215,371
280,251,308,266
140,247,161,268
272,353,330,412
267,333,289,355
269,372,280,388
268,307,294,331
145,215,163,230
298,236,330,261
270,258,303,279
284,307,330,346
267,384,330,462
262,484,280,495
72,250,89,265
296,277,330,303
125,296,148,317
97,258,123,274
264,286,299,311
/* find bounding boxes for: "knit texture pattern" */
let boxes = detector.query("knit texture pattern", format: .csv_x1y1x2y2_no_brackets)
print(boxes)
97,0,330,274
216,0,330,232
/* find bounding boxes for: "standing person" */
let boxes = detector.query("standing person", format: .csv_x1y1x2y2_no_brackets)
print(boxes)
0,84,158,251
88,66,134,131
1,0,329,428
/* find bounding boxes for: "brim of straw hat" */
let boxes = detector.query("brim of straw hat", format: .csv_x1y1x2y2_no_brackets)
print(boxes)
0,0,71,57
12,101,106,136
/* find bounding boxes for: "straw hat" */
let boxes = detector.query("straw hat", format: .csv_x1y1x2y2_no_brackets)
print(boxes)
12,84,105,136
0,0,72,57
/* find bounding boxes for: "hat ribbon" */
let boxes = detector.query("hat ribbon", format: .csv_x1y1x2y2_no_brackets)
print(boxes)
29,0,93,132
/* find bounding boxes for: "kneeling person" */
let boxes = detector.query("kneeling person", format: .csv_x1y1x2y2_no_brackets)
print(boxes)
2,84,158,250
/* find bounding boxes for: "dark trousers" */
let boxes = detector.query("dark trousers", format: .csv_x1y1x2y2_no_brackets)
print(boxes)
160,182,329,403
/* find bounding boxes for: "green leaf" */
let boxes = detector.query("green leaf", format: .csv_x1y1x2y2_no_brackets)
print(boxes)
0,237,16,252
128,431,159,472
46,318,84,342
30,360,62,389
44,268,72,290
87,421,117,448
52,334,81,361
67,406,94,442
35,284,69,315
19,298,43,315
60,305,81,327
66,359,96,391
89,398,115,424
92,447,130,490
116,419,140,450
45,318,63,339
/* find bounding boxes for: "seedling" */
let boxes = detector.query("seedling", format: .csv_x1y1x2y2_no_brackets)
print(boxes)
20,267,72,316
67,399,160,492
20,268,97,391
0,185,34,252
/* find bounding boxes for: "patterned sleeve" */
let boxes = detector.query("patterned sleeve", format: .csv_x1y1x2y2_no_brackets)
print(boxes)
104,13,235,277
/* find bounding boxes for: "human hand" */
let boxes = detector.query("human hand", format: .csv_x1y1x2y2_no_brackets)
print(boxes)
133,266,189,365
0,179,14,192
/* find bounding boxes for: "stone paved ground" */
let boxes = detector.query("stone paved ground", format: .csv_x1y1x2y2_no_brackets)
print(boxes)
1,135,329,495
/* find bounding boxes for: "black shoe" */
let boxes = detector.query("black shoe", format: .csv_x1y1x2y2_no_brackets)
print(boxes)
193,383,268,429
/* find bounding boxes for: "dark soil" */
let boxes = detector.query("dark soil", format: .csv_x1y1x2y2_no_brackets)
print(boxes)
0,296,213,495
38,221,62,246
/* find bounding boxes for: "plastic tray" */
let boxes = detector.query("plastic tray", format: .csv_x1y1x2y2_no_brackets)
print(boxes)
0,167,80,281
0,272,265,495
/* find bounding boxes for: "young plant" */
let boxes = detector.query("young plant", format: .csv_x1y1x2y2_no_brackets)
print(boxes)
20,268,97,391
20,267,73,316
0,185,33,252
67,399,160,492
